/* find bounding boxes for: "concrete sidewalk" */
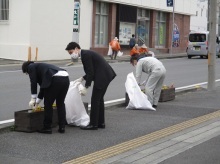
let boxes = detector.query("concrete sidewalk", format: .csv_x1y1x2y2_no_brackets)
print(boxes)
1,84,220,164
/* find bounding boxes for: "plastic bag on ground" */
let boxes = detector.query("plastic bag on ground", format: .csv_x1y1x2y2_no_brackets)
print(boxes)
117,51,123,57
65,81,90,126
125,72,155,111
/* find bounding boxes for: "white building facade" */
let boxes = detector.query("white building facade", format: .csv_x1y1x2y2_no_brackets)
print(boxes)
0,0,196,61
190,0,208,32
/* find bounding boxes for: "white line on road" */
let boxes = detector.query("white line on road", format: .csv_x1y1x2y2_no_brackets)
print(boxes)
0,70,21,74
0,119,14,124
176,79,220,90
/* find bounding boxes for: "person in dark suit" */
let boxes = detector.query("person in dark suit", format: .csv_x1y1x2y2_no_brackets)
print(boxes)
22,61,70,134
65,42,116,130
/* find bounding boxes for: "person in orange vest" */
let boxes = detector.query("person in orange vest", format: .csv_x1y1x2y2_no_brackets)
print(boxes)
130,44,139,56
109,37,121,60
139,44,149,54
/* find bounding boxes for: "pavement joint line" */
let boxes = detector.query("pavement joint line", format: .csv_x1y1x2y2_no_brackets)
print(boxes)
63,110,220,164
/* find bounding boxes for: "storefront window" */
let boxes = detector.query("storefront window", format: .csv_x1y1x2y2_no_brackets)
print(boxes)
119,22,136,45
155,11,167,48
95,2,109,47
137,9,150,46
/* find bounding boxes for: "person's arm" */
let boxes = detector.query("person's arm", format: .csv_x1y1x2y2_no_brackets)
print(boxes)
38,88,44,100
118,42,121,50
135,62,143,85
82,53,94,88
28,65,38,98
130,48,136,55
135,49,139,54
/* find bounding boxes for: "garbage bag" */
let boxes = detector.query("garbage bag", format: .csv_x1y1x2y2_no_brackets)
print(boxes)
65,81,90,126
117,51,123,57
125,72,155,111
107,44,113,56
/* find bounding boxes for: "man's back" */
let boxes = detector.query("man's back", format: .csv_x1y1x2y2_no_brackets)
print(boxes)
129,37,136,48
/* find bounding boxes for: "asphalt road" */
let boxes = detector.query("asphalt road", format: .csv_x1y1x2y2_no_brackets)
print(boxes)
1,57,220,121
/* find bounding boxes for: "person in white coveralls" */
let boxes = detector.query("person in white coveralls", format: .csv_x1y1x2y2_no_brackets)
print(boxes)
130,56,166,108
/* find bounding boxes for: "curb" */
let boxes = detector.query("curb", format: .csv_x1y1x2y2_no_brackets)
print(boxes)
0,122,14,133
0,54,187,67
0,86,202,133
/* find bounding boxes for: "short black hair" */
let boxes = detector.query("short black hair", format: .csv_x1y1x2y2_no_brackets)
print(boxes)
65,42,81,50
130,56,138,64
132,34,135,37
22,61,34,73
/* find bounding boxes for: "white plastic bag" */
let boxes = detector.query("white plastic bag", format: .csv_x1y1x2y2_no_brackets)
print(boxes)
117,51,123,57
65,81,90,126
125,72,155,111
107,45,113,56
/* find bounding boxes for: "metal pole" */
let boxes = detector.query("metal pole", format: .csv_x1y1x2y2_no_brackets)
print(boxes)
208,0,217,90
170,0,175,56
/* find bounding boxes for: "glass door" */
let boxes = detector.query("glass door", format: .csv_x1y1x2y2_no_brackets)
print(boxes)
137,20,149,46
155,12,166,48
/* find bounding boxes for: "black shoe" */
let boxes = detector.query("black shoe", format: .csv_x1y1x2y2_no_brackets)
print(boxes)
38,128,52,134
98,124,105,129
58,127,65,133
152,105,157,108
80,125,98,130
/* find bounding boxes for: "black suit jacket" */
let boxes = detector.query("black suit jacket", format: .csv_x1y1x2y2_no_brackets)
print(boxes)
27,63,66,99
81,50,116,89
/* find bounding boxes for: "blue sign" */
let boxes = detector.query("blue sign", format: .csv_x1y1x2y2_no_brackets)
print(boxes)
167,0,173,7
172,23,180,47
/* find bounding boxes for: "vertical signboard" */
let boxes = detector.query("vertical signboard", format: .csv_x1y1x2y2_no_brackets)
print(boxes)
172,23,180,47
72,1,80,43
167,0,173,7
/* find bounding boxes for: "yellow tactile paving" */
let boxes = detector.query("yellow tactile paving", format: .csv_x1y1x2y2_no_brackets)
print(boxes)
63,110,220,164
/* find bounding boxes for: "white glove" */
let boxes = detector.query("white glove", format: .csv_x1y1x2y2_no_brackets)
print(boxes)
75,77,84,83
79,85,87,96
36,98,42,104
29,98,36,108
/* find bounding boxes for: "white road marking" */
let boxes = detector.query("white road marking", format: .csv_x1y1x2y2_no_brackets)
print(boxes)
0,119,14,124
0,70,21,74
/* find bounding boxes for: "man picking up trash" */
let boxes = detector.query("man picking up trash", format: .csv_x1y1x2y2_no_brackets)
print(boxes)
130,56,166,108
22,61,70,134
65,42,116,130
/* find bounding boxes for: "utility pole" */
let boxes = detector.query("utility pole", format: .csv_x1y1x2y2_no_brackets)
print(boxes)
208,0,217,90
168,0,175,56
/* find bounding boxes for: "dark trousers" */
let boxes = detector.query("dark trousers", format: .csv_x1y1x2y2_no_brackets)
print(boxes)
90,85,108,126
111,50,118,60
43,76,69,129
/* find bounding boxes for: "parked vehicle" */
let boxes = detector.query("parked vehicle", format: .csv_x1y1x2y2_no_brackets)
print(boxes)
186,31,220,59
